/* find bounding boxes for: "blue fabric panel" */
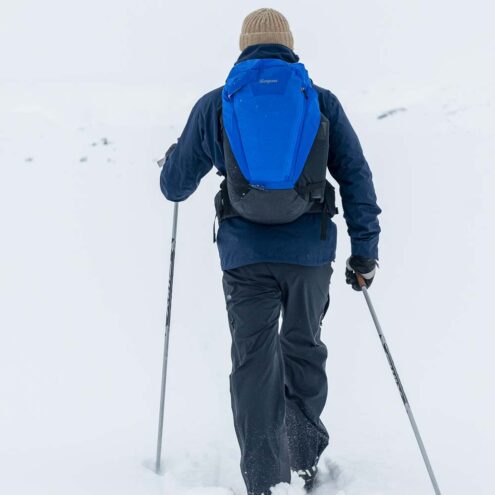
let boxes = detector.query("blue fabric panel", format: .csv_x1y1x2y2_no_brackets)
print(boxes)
222,59,320,189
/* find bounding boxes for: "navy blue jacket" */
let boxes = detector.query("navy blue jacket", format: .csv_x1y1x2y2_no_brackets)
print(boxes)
160,44,381,270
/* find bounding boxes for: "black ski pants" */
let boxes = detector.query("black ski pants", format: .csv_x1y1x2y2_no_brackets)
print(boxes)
222,262,333,495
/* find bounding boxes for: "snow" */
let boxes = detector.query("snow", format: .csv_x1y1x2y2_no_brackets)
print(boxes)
1,1,494,494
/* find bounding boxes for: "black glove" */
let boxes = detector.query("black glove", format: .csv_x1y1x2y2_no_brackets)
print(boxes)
345,255,377,291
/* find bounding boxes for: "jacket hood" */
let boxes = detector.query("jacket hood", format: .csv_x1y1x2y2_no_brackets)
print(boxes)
236,43,300,65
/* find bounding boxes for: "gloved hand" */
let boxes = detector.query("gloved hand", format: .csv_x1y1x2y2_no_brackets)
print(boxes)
346,255,377,291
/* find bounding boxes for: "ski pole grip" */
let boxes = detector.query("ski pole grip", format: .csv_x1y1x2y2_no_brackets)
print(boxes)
356,272,367,289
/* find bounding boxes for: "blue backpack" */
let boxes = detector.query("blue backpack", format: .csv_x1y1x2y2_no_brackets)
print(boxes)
216,58,337,233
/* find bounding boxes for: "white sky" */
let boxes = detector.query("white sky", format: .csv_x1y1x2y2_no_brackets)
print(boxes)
1,0,493,91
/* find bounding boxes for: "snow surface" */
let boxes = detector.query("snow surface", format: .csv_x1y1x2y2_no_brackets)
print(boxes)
1,1,494,494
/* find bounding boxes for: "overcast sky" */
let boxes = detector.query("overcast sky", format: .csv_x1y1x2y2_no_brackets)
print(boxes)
1,0,493,92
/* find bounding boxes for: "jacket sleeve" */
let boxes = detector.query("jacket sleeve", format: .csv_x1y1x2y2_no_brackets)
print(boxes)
160,98,214,202
326,95,381,260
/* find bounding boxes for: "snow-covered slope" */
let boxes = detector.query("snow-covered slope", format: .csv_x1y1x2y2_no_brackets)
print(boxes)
1,1,494,494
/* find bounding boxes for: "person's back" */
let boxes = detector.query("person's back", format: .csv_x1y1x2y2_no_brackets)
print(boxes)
160,8,381,495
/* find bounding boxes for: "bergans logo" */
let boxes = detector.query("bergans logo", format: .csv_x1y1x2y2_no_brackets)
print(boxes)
259,79,278,84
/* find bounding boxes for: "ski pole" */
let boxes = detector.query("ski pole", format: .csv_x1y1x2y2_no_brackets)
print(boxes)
155,201,179,474
356,274,442,495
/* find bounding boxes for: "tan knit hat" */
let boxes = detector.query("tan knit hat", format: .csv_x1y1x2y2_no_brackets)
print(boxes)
239,8,294,51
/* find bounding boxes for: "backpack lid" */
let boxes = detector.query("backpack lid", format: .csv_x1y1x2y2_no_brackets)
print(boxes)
222,58,320,190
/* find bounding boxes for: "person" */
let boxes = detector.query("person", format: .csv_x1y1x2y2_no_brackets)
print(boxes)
159,8,381,495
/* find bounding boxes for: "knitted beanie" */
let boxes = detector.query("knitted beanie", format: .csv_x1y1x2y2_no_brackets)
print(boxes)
239,8,294,51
